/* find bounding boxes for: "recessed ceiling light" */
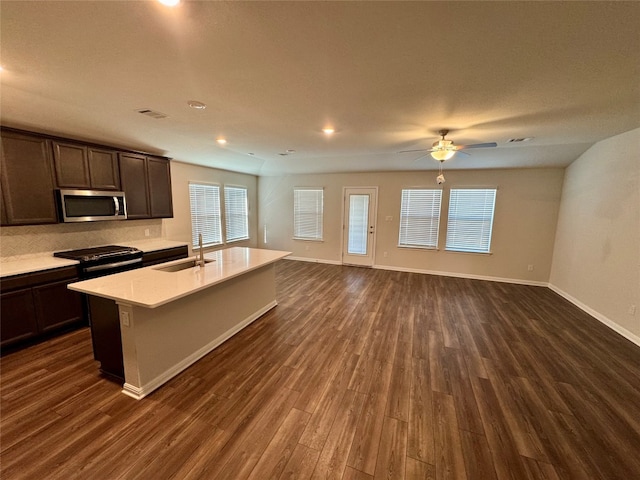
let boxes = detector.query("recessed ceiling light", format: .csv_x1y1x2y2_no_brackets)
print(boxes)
216,138,227,145
322,127,335,135
187,100,207,110
158,0,180,6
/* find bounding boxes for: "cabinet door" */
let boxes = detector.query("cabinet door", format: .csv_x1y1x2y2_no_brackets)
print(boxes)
88,295,124,381
33,278,84,333
52,141,91,188
147,157,173,218
0,131,58,225
0,288,39,348
88,148,120,190
119,152,150,219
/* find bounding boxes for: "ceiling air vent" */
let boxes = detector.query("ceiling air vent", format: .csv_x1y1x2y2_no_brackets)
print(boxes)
507,137,533,143
136,109,168,119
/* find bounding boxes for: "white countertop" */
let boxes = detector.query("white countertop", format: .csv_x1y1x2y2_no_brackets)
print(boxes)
0,256,80,277
68,247,291,309
0,239,189,278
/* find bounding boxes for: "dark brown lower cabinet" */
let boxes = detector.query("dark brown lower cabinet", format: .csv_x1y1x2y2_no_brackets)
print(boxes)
33,279,85,333
1,267,84,350
88,296,124,382
141,245,189,267
0,288,39,346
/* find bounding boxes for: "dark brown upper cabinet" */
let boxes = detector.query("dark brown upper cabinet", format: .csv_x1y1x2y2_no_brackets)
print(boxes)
119,152,150,219
119,153,174,220
53,141,120,190
147,156,173,218
1,130,58,225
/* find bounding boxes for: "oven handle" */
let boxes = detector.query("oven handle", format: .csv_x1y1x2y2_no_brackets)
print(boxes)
84,258,142,273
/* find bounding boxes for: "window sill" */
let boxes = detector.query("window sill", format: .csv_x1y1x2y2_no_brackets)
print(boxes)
397,245,439,251
444,249,493,256
292,238,324,242
226,237,250,244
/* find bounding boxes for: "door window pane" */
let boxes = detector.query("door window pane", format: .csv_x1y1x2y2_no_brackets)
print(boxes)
348,194,369,255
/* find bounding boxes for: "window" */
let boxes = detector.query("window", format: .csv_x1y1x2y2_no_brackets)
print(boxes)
224,186,249,242
189,183,222,247
293,188,323,240
398,188,442,249
446,188,497,253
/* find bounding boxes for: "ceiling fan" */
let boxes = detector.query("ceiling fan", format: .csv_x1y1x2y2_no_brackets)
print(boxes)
398,129,497,184
399,129,497,161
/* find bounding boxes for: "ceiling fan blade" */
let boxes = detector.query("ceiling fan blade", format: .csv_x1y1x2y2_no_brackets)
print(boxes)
458,142,498,149
411,153,430,163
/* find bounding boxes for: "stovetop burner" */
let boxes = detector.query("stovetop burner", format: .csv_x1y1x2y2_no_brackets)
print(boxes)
54,245,142,263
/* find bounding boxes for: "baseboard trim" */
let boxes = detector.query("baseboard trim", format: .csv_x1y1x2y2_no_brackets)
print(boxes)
121,300,278,400
548,284,640,348
372,264,548,287
285,256,342,265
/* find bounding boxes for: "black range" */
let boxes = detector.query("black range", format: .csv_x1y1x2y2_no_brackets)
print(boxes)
54,245,143,279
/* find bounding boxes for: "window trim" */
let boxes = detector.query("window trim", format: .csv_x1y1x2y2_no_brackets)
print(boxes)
293,187,324,241
223,184,250,244
397,187,443,250
445,187,497,254
188,181,223,248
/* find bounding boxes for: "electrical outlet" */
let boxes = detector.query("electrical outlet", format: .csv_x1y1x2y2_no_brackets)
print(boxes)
629,305,637,316
527,265,534,271
305,245,310,251
144,228,150,237
383,251,388,257
385,216,393,222
120,311,130,327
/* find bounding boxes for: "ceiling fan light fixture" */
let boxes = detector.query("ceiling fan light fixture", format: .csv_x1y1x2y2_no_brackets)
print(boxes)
430,149,456,161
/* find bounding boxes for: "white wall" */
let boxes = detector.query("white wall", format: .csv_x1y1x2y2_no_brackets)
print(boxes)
549,128,640,343
163,161,259,254
258,168,564,284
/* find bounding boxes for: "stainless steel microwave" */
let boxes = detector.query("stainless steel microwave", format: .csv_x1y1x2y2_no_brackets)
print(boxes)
58,189,128,222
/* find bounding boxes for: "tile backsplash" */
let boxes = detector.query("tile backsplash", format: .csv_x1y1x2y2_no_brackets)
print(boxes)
0,220,163,259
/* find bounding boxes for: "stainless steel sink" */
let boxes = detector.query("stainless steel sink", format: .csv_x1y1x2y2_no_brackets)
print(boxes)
153,258,214,272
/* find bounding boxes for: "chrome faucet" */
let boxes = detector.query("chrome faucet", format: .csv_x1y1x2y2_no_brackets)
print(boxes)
197,233,205,267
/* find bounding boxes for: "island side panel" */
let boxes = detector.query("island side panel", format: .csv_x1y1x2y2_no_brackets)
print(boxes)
120,263,277,398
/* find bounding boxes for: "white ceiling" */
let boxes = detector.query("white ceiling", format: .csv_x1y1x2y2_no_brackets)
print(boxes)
1,1,639,176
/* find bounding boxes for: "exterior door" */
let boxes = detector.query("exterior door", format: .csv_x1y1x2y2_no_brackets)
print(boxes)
342,187,378,267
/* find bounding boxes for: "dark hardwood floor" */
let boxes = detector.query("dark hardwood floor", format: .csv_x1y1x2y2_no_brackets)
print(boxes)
1,260,640,479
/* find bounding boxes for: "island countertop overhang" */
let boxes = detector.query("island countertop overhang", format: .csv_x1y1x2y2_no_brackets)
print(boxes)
68,247,291,309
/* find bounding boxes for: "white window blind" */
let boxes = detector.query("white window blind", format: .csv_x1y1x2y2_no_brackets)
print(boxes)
398,188,442,248
446,188,497,254
224,186,249,242
293,188,323,240
189,183,222,247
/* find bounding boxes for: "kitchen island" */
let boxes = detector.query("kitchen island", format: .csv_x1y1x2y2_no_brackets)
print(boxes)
68,247,290,399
